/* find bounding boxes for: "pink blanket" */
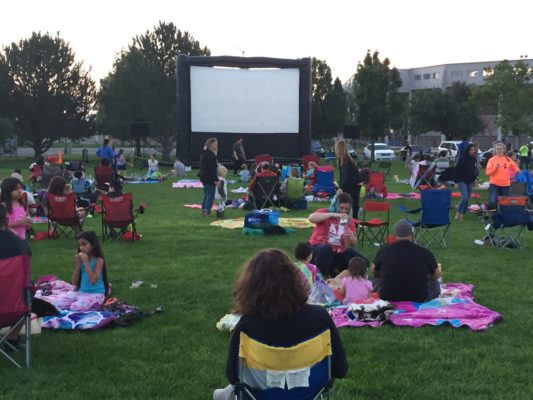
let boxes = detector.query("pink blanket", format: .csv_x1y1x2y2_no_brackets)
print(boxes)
172,180,203,188
331,283,501,331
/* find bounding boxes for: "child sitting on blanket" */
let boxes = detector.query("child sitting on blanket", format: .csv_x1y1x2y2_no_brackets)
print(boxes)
239,163,250,183
293,242,323,289
327,257,373,304
35,231,109,311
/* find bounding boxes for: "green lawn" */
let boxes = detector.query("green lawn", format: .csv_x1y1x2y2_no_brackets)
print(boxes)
1,158,532,399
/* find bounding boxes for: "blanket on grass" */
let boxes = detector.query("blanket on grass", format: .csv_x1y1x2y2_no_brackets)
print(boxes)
210,217,315,229
42,310,116,330
184,203,240,210
330,283,501,331
385,192,480,200
127,180,160,184
173,179,203,188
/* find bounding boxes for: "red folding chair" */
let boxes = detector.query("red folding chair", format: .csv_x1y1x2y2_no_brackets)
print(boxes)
255,154,273,166
357,201,390,247
365,172,388,200
28,164,42,187
94,166,115,191
0,254,32,368
47,192,84,238
302,154,320,173
100,194,145,241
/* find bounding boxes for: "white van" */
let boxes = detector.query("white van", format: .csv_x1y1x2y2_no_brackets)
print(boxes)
437,141,462,161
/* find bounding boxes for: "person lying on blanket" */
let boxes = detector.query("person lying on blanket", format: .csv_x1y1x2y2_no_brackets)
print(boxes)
370,219,441,303
35,231,109,311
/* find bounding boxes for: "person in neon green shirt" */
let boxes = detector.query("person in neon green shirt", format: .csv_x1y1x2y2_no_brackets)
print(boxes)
519,144,529,169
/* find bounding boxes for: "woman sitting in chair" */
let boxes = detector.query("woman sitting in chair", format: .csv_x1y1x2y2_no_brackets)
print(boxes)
213,249,348,400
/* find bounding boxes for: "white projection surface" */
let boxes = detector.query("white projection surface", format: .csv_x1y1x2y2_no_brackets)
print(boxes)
190,66,300,134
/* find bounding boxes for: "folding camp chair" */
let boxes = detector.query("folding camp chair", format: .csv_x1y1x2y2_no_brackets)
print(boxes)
413,164,437,189
364,172,387,200
0,254,32,368
255,154,273,166
100,193,145,241
312,165,336,199
400,189,452,248
302,155,320,173
28,164,42,187
47,192,85,238
95,166,115,191
41,164,62,188
357,201,390,247
377,161,392,181
282,177,306,209
484,196,533,249
235,330,333,400
249,175,280,209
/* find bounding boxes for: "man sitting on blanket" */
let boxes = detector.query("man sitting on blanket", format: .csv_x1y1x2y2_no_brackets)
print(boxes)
371,219,441,303
308,193,368,277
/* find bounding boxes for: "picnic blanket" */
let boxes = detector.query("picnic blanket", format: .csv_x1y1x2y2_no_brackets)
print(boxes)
42,310,116,330
231,187,248,193
330,283,501,331
173,179,203,188
128,180,160,184
210,217,315,229
385,192,480,200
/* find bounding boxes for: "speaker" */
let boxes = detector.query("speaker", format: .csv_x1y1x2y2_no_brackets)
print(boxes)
343,125,359,139
131,122,150,138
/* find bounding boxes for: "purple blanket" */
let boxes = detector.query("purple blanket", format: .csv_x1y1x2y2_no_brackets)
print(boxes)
331,283,501,331
42,310,116,330
172,179,203,188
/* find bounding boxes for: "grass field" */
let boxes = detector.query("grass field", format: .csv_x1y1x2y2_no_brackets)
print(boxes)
1,158,532,400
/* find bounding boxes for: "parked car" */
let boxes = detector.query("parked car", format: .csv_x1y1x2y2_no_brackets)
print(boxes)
310,140,325,157
437,141,463,160
410,144,433,157
363,143,395,161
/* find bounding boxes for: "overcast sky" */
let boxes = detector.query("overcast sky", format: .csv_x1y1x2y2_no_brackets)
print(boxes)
1,0,531,85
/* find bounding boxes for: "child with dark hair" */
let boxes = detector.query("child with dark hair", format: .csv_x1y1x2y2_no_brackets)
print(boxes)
107,179,123,198
0,177,32,239
340,257,373,304
293,242,322,288
34,231,109,311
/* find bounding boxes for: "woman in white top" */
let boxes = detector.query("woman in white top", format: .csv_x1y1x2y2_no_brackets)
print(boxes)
147,154,159,177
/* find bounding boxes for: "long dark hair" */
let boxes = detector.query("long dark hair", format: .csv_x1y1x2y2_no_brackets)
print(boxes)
234,249,308,321
77,231,109,295
48,176,67,195
0,177,24,213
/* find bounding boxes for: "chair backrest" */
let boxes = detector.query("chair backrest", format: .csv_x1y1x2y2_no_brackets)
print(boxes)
314,165,334,187
238,330,332,399
94,166,114,190
253,176,280,199
368,171,385,190
72,179,88,195
0,254,31,328
493,196,530,228
363,200,390,212
28,164,43,181
286,177,305,201
255,154,273,166
497,196,528,207
101,194,134,225
420,189,451,225
41,164,62,188
47,192,79,224
302,155,320,172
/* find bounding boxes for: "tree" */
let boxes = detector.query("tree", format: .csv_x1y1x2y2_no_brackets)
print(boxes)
323,78,347,135
471,60,533,136
0,32,96,157
98,21,210,160
409,82,483,140
311,58,333,138
352,50,404,160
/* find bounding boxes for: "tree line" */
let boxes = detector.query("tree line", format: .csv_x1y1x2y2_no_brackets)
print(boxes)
0,21,532,159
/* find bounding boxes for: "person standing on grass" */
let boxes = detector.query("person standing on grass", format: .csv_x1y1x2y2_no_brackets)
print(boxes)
232,137,246,175
199,138,219,217
485,141,520,210
213,248,348,400
334,139,361,216
454,144,478,221
96,138,116,166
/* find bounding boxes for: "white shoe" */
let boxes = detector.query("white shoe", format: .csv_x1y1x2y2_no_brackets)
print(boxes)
213,384,234,400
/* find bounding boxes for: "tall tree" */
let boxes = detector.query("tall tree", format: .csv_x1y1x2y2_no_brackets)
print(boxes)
352,50,403,160
311,58,333,138
323,77,347,135
471,60,533,136
409,82,483,139
98,21,210,160
0,32,96,157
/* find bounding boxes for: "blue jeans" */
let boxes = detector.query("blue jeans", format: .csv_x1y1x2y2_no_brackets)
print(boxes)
488,184,509,210
201,184,216,214
457,182,473,214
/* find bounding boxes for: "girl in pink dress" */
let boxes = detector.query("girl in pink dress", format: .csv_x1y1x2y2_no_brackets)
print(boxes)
0,177,32,240
340,257,373,304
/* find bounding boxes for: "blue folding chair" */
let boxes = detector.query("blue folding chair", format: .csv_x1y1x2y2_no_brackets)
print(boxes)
399,189,452,248
312,166,336,199
485,196,533,249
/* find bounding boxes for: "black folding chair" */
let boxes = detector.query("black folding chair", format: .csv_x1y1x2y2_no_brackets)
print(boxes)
249,175,280,209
